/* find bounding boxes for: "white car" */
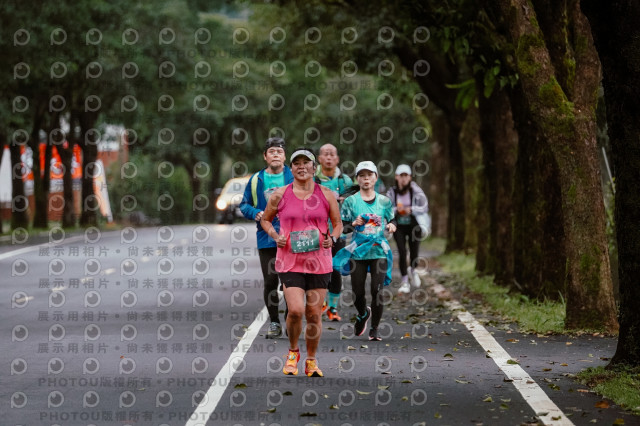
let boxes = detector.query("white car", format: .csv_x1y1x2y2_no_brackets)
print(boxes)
215,176,250,224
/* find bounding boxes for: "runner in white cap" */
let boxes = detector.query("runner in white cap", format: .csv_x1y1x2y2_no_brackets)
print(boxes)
386,164,430,293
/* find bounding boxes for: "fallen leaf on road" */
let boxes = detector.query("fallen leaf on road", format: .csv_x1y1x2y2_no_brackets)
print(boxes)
613,419,625,425
401,380,413,383
283,391,293,396
543,368,552,372
300,412,317,417
560,363,568,366
378,385,389,390
347,346,356,351
356,390,372,395
267,408,276,413
483,396,493,402
444,353,453,358
434,413,442,418
234,383,247,388
566,342,573,345
455,379,471,384
329,404,339,409
594,400,610,409
577,389,589,393
507,359,519,365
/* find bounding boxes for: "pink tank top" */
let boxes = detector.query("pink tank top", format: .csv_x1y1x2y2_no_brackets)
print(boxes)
274,183,333,274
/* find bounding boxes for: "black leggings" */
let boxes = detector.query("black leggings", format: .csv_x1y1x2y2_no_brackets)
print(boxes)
393,224,421,276
351,258,387,329
258,248,281,323
328,238,346,294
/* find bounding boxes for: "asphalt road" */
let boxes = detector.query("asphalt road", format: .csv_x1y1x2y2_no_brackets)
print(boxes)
0,223,636,426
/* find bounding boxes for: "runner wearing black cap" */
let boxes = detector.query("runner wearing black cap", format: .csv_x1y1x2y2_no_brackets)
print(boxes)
240,137,294,338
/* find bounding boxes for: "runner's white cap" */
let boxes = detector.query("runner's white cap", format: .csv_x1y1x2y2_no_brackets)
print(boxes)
355,161,378,176
289,148,316,164
395,164,412,175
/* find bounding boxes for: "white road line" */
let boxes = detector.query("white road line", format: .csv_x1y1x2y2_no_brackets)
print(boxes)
185,306,268,426
0,236,86,261
432,283,574,426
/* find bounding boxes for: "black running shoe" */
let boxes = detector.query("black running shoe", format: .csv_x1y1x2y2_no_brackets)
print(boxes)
353,307,371,337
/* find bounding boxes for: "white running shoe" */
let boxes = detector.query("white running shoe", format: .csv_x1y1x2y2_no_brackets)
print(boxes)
398,281,411,294
411,268,421,288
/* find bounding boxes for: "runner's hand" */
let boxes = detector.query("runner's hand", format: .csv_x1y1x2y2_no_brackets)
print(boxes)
275,234,286,248
255,211,263,221
322,236,332,249
386,223,397,234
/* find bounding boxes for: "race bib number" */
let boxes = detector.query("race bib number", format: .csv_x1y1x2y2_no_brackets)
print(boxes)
398,215,412,225
290,229,320,253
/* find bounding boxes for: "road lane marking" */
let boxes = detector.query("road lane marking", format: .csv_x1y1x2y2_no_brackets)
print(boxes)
0,236,85,261
185,306,268,426
432,283,574,426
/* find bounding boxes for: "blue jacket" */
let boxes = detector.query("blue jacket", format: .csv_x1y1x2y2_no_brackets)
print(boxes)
239,166,294,249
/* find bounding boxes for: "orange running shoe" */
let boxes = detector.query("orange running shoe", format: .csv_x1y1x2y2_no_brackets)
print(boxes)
305,359,323,377
321,301,329,314
327,307,342,322
283,349,300,375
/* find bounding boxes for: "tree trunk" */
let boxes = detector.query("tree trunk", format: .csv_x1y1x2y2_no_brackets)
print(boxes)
491,0,618,332
476,88,517,286
460,107,482,251
446,116,467,252
79,113,99,227
510,92,566,299
9,138,29,229
581,0,640,364
426,110,449,239
28,104,47,229
59,140,76,228
393,42,467,250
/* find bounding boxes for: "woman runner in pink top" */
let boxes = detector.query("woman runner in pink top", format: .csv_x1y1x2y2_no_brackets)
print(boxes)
261,148,343,377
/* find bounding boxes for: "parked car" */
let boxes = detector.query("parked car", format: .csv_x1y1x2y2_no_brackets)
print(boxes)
215,175,250,224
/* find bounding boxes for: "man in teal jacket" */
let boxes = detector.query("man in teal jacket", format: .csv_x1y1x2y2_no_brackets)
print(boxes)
314,143,353,321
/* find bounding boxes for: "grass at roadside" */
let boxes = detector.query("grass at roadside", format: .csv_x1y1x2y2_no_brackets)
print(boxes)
577,366,640,415
437,251,565,334
437,251,640,417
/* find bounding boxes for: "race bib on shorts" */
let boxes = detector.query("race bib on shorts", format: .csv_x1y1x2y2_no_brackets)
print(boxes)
290,229,320,253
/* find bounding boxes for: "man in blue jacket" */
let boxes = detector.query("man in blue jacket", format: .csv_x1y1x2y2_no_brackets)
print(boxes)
240,137,294,338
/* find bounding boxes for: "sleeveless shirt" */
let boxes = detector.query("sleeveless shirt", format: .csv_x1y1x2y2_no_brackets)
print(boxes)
274,183,333,274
